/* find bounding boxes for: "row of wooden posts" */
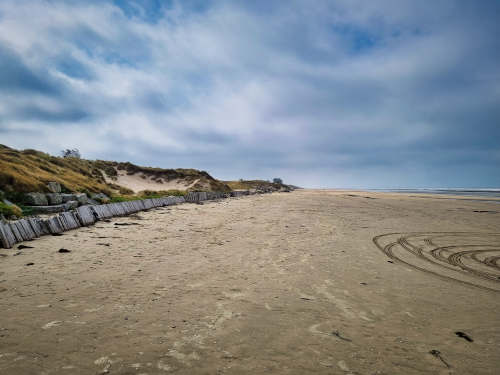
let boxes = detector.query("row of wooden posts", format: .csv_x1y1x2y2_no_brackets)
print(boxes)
0,191,256,249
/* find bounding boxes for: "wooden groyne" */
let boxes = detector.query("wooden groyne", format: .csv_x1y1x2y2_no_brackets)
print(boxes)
0,196,185,249
0,190,264,249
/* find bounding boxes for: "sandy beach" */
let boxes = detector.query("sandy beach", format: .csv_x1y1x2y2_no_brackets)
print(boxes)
0,190,499,375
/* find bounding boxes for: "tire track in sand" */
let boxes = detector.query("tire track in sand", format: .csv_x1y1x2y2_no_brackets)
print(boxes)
373,232,500,293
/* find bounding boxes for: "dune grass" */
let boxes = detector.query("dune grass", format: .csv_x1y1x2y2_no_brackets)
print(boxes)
0,201,23,218
0,145,232,199
223,179,280,190
109,189,187,203
0,145,112,194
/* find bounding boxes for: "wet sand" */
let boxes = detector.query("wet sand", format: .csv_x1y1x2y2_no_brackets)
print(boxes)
0,190,499,374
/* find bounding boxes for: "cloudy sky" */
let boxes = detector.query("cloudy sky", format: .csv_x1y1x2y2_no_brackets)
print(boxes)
0,0,499,188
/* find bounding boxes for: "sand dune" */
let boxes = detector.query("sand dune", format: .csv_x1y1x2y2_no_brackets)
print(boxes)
104,169,200,193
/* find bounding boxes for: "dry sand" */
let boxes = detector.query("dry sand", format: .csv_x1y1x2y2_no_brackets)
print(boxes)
104,170,199,193
0,190,499,374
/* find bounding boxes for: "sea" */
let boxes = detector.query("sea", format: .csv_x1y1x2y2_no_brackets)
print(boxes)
370,189,500,199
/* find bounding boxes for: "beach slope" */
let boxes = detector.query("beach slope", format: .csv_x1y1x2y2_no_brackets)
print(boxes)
0,190,499,374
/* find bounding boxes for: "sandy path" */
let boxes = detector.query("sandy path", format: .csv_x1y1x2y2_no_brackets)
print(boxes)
0,190,499,374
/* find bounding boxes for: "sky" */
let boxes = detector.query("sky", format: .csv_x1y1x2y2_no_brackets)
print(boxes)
0,0,499,188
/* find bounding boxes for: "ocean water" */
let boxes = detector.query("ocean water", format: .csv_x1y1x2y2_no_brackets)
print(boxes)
372,189,500,199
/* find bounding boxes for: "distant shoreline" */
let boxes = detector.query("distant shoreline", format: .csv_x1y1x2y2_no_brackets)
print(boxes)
370,188,500,199
304,188,500,199
297,188,500,204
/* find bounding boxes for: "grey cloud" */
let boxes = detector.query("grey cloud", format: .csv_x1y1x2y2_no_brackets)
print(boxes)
0,45,94,124
10,106,89,123
0,45,58,94
0,0,498,188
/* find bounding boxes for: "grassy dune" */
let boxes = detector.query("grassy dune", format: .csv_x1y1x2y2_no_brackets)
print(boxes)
0,145,111,194
223,179,282,191
0,145,231,195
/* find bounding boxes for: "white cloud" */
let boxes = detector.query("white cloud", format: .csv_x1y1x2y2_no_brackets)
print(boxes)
0,0,499,187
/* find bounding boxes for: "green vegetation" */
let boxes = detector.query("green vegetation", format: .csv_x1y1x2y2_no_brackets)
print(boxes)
0,145,112,194
223,179,284,190
109,162,231,192
118,186,134,195
20,205,34,217
0,145,231,197
138,189,187,198
93,160,118,179
109,195,138,203
109,189,187,203
0,201,23,218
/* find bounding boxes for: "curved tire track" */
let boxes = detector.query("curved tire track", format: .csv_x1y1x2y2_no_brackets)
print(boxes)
373,232,500,293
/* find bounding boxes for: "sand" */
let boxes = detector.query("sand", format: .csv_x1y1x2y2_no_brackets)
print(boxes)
0,190,499,374
104,170,199,193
